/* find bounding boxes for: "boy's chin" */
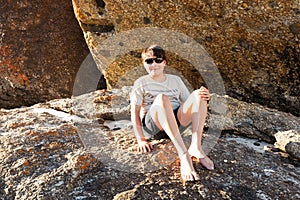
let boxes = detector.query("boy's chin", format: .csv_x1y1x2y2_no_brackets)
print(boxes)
149,70,159,75
149,73,158,78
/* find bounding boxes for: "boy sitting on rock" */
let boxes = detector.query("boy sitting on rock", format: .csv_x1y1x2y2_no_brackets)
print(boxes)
130,45,214,181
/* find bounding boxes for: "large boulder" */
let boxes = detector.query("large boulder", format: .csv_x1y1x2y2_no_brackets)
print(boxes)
72,0,300,116
0,92,299,199
0,0,90,109
208,94,300,143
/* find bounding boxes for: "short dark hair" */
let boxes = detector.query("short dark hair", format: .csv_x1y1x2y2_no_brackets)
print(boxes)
141,45,166,61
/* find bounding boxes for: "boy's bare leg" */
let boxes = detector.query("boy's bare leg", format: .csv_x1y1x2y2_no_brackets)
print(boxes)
188,99,214,170
181,91,214,170
150,94,199,181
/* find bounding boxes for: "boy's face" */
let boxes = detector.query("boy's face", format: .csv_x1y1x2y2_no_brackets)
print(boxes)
143,52,166,78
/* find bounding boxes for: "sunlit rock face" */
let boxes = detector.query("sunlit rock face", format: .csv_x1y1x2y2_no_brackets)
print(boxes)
0,0,90,109
72,0,299,116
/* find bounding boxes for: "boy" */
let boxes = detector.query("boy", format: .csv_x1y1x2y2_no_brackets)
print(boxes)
130,45,214,181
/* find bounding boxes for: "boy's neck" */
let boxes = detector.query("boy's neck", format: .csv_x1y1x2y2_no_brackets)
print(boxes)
150,74,166,82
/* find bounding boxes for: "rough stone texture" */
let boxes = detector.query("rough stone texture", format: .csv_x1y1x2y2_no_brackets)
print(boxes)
0,0,90,109
275,130,300,159
73,87,300,146
72,0,300,116
208,94,300,144
0,92,299,199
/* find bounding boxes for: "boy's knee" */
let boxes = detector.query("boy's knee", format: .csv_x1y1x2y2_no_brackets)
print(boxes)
191,90,200,99
192,89,200,95
190,90,207,106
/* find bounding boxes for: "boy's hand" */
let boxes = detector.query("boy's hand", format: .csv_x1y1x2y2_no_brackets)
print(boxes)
198,86,210,101
137,140,153,153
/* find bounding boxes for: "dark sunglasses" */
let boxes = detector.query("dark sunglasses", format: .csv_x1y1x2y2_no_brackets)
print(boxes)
144,58,164,64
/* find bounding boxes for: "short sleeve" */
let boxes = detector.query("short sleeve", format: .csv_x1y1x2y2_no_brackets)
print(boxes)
130,79,144,106
178,77,190,102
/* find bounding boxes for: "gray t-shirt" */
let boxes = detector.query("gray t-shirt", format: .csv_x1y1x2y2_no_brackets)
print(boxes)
130,74,190,118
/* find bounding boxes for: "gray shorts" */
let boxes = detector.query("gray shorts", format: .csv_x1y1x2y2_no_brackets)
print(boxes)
142,107,189,140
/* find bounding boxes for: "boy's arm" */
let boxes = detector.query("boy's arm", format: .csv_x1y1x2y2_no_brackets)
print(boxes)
131,104,145,141
131,104,153,152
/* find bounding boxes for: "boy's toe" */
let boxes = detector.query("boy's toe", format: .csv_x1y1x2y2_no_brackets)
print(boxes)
181,171,199,181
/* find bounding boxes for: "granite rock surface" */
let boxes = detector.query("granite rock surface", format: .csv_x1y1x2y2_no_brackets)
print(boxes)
72,0,300,116
1,89,299,199
0,0,90,109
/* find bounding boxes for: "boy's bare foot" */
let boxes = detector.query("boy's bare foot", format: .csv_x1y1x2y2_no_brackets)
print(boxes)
188,149,214,170
180,153,200,181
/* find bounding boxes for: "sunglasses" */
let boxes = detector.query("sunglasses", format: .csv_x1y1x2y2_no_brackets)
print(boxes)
144,58,164,64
